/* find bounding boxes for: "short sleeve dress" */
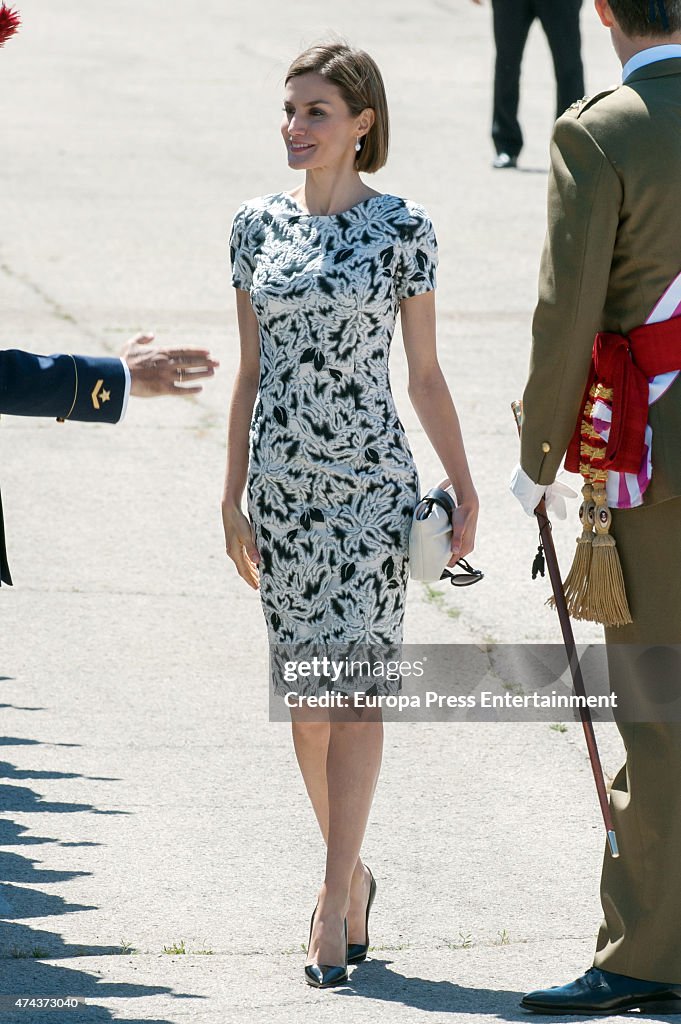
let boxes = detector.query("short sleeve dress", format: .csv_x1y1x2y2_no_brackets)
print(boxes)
229,191,438,688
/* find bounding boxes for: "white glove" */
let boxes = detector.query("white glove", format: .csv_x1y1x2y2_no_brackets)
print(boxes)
510,463,577,519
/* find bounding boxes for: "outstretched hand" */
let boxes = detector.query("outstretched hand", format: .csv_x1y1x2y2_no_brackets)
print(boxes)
121,333,219,397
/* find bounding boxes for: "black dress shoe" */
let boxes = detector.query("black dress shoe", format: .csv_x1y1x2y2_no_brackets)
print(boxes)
521,967,681,1014
492,152,518,169
347,866,377,965
304,906,348,989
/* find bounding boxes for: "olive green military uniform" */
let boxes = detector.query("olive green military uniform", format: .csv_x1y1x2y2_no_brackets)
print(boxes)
521,57,681,983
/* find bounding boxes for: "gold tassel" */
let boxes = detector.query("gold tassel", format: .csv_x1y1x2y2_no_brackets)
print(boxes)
549,380,632,627
582,483,632,626
548,482,594,616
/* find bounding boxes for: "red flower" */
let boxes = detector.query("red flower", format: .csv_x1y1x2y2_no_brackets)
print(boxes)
0,4,20,47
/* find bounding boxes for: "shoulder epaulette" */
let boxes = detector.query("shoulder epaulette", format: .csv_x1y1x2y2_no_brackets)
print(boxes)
565,87,619,119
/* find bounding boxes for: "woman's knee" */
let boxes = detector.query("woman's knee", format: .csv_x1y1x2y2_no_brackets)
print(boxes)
329,705,384,730
291,717,330,748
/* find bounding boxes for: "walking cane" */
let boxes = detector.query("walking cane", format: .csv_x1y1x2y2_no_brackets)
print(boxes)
512,400,619,858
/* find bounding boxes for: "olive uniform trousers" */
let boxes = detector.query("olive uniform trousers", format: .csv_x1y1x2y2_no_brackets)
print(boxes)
594,497,681,983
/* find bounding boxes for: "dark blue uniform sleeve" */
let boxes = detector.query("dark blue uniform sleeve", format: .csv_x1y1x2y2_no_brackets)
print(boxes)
0,350,126,423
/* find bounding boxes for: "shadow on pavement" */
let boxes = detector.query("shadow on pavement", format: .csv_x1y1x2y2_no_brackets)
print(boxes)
330,958,674,1021
0,722,205,1024
0,957,201,1023
337,957,528,1017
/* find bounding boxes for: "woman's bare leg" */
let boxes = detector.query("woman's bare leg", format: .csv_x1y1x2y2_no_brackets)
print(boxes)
291,704,382,966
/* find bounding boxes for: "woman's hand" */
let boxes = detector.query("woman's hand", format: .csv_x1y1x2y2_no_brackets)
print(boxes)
448,496,479,564
222,502,260,589
435,478,479,564
433,478,478,565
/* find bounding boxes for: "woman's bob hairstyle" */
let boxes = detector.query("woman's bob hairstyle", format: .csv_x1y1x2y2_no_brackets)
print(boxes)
285,42,389,174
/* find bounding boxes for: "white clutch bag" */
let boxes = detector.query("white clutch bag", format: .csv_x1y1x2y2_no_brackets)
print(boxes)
409,485,484,586
409,485,457,581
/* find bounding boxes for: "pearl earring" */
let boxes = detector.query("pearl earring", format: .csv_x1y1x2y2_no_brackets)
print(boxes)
355,138,362,152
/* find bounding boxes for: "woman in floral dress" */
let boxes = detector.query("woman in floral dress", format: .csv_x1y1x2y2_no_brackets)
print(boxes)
222,41,478,988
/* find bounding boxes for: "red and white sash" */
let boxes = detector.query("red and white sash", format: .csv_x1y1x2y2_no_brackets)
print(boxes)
591,269,681,508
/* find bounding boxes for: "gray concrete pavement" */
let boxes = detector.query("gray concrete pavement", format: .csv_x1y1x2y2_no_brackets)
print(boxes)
0,2,640,1021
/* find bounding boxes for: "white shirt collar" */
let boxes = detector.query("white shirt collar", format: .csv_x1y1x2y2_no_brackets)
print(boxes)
622,44,681,83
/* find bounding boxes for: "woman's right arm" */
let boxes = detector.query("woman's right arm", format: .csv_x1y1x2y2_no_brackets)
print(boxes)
222,288,261,590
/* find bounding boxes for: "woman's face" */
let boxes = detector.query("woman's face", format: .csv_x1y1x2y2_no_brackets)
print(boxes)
281,72,370,172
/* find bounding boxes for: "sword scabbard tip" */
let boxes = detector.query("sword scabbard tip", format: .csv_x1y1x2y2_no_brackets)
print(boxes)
607,830,620,858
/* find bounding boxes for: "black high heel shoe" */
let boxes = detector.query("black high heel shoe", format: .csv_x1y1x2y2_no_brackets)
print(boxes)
304,904,348,988
347,866,377,965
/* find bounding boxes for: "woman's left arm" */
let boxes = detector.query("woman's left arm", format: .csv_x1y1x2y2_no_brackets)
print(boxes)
401,290,479,562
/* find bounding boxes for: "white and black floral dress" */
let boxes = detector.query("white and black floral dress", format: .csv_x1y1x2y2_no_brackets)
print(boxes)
229,191,437,681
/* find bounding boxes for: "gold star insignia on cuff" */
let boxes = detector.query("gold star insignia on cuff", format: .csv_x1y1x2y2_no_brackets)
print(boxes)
91,381,112,409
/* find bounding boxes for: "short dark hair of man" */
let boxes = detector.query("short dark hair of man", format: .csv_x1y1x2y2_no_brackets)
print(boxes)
609,0,681,35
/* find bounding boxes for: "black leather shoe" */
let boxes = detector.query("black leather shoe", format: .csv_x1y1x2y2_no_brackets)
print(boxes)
492,152,518,169
304,906,348,989
521,967,681,1014
347,866,377,965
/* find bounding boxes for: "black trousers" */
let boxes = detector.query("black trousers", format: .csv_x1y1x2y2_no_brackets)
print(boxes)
491,0,584,157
